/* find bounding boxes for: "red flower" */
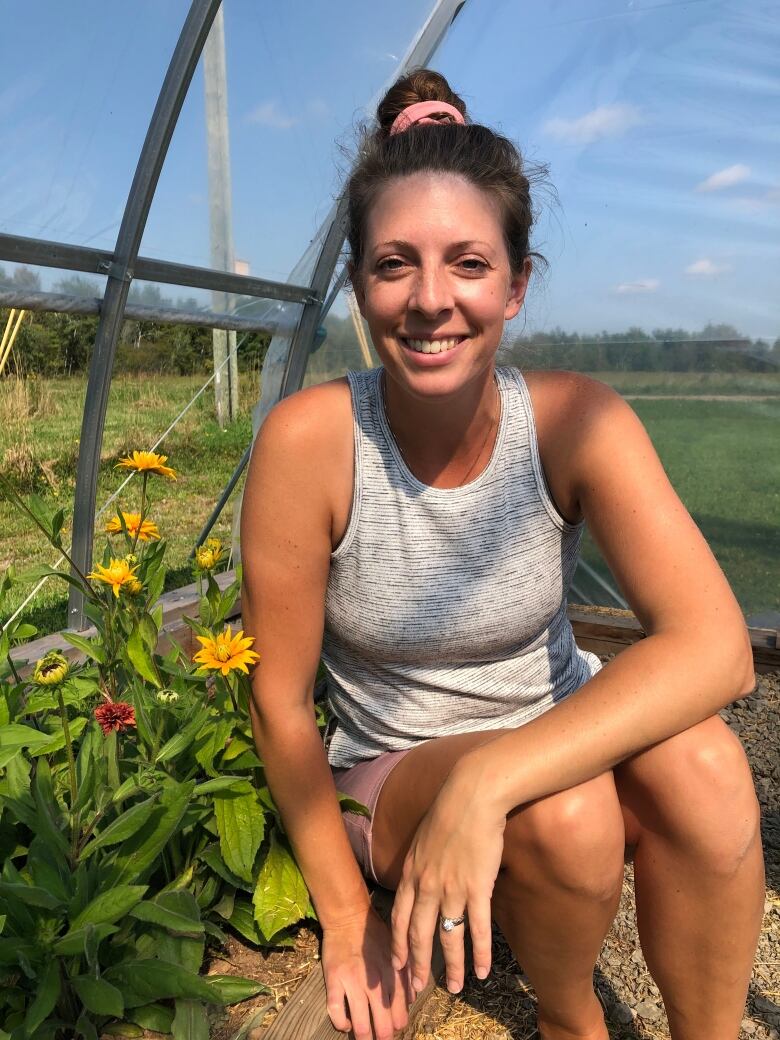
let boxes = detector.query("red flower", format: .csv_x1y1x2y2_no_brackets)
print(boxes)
94,701,136,735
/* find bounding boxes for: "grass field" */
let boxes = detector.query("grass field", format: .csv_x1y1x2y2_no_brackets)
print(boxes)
1,370,778,634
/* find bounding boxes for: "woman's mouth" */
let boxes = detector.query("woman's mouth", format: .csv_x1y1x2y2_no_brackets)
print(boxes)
399,335,467,355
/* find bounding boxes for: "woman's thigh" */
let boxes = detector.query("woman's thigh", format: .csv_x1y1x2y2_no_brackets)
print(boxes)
370,728,634,891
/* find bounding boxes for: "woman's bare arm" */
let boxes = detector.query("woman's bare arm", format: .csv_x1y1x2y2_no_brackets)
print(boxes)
240,388,370,926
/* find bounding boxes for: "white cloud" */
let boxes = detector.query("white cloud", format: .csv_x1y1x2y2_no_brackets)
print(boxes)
615,279,659,295
695,163,750,193
542,103,642,145
245,101,297,129
685,258,731,277
307,98,330,118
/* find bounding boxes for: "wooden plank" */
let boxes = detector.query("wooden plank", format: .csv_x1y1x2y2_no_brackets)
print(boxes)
262,888,445,1040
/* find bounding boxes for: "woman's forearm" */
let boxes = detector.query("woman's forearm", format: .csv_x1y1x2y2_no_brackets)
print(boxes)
249,703,371,927
456,629,755,816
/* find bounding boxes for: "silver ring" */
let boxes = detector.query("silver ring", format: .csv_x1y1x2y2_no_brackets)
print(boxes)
439,914,466,932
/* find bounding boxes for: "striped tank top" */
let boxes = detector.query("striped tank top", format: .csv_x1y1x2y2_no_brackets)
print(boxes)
322,366,601,769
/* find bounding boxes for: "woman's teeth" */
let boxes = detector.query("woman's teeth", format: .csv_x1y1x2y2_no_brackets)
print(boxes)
404,337,462,354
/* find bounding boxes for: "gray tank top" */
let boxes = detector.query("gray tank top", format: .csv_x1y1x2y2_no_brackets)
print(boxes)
322,366,601,769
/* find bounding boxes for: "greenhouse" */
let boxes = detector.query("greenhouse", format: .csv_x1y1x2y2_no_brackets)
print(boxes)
1,1,778,1038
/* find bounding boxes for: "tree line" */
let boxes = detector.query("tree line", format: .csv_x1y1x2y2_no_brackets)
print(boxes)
2,265,777,377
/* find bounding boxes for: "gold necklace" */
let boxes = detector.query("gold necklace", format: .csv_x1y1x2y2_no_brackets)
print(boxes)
381,374,500,488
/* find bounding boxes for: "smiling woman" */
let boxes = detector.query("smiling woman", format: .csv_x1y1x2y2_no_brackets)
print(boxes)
239,69,762,1040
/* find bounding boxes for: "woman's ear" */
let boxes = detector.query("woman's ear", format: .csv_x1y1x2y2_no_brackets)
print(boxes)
504,257,531,321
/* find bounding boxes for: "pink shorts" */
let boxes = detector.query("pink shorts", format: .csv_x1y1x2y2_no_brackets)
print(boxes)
331,748,415,884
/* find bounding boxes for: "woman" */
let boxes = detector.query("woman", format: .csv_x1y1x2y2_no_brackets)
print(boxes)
240,70,763,1040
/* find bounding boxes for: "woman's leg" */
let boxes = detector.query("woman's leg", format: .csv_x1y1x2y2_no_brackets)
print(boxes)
614,715,764,1040
371,730,629,1040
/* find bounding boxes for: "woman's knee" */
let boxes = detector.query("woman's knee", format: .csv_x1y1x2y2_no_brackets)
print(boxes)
617,718,761,876
501,773,625,902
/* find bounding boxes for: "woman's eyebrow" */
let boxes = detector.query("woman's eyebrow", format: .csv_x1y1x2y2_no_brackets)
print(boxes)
372,239,497,253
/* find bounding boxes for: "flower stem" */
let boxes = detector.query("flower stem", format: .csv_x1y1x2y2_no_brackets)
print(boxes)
132,473,149,555
105,729,120,790
56,686,79,860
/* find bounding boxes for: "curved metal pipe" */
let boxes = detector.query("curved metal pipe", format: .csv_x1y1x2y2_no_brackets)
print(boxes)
67,0,222,629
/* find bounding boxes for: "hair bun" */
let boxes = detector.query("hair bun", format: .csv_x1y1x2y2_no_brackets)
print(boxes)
376,69,468,137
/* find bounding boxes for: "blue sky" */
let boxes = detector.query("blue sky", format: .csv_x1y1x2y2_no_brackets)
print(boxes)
3,0,778,339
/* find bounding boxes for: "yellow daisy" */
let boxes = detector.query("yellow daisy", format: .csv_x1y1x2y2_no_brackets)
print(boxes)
105,512,161,542
116,451,176,480
193,626,260,676
87,558,141,598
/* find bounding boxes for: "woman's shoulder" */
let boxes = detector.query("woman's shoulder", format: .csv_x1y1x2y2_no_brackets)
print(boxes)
507,368,636,524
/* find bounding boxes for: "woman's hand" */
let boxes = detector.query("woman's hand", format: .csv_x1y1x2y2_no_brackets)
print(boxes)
390,767,506,995
322,905,414,1039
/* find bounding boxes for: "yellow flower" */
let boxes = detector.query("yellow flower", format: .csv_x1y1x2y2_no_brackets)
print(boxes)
193,626,259,676
194,537,224,572
87,558,141,598
125,578,144,595
33,650,69,686
116,451,176,480
105,512,161,542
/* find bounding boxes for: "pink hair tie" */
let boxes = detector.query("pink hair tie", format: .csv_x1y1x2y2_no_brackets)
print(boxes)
389,100,465,136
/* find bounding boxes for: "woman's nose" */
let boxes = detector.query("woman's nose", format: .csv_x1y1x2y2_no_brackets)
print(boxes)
408,267,454,317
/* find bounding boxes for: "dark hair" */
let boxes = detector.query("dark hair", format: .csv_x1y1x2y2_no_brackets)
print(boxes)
345,68,546,282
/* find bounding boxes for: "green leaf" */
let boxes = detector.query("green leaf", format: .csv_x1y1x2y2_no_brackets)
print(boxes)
52,923,118,956
125,625,161,688
253,831,314,939
155,708,209,765
0,882,62,910
337,793,371,818
126,1003,173,1034
130,897,204,936
62,632,106,664
213,783,265,884
23,959,59,1037
192,776,248,796
28,716,87,758
101,1024,143,1038
31,758,70,859
12,623,37,641
197,844,251,892
103,960,219,1008
71,976,124,1018
193,714,232,777
109,781,194,885
80,793,160,859
0,723,53,754
70,884,147,929
201,975,270,1006
171,999,208,1040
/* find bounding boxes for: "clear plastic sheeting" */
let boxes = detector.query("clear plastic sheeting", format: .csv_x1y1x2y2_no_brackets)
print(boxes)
141,0,441,278
2,1,189,250
303,286,379,390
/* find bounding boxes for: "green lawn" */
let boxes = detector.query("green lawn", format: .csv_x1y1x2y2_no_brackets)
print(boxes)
579,397,780,617
2,371,778,633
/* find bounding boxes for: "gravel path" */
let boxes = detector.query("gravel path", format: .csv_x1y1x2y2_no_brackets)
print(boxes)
412,668,780,1040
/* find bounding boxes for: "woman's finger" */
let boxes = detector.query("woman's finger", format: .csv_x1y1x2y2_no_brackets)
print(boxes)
406,891,439,993
386,964,411,1032
366,976,398,1040
390,876,415,970
439,906,468,993
468,895,493,981
344,981,372,1040
325,976,350,1033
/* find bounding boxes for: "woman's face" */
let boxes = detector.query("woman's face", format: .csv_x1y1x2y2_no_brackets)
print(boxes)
354,172,529,399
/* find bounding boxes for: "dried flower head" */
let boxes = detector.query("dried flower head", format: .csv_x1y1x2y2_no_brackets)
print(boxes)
94,700,137,735
32,650,69,686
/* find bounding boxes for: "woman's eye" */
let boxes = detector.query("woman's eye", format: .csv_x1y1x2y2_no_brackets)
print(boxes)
459,258,488,272
377,258,405,272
